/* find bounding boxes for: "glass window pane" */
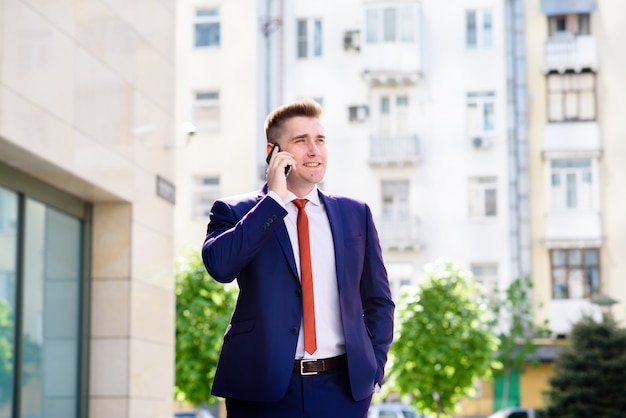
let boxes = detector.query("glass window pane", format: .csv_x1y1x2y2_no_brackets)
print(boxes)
483,11,493,48
398,6,414,42
566,173,577,208
568,268,584,298
585,268,599,295
0,186,17,416
548,92,564,121
383,8,396,42
485,188,497,216
483,102,494,131
21,200,82,418
568,249,581,265
552,249,566,266
552,268,567,299
466,10,477,48
584,249,598,264
195,22,220,47
313,20,322,56
366,9,379,43
297,20,307,58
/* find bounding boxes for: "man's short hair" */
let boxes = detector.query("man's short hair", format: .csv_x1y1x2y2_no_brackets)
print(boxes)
264,98,323,143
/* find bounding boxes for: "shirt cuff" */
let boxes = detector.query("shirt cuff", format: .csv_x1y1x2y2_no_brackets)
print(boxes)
267,191,286,207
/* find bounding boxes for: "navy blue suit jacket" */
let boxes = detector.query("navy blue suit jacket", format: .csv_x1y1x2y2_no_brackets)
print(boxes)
202,185,394,402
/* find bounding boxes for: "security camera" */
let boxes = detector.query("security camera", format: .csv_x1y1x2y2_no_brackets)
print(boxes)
181,121,197,136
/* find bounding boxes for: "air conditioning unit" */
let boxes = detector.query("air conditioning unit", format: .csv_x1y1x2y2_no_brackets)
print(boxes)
343,30,360,51
472,136,492,149
348,105,368,122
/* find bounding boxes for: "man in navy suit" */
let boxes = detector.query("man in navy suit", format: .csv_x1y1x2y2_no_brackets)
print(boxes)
202,98,394,417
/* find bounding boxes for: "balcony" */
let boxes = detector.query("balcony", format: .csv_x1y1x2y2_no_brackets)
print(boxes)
550,298,601,336
376,216,422,251
369,135,421,167
543,211,603,247
544,35,597,73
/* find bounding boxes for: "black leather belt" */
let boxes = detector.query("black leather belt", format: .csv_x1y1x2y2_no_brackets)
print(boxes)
293,354,347,376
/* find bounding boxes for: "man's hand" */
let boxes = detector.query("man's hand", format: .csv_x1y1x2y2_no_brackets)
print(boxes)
266,148,295,201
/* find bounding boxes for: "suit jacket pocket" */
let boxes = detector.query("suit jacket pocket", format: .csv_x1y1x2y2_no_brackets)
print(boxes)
344,235,363,248
224,318,255,337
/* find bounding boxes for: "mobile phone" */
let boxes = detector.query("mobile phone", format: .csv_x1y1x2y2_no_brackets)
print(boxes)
266,144,291,176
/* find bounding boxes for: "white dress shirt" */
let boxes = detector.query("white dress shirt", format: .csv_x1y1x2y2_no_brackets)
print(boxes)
268,188,346,359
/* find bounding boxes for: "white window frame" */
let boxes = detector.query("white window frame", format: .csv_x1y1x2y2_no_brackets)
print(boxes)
467,91,495,138
470,263,499,298
191,176,220,220
547,71,596,122
466,9,493,49
382,180,410,223
468,176,497,219
296,18,323,58
194,8,220,48
365,5,415,44
548,158,595,211
192,90,220,133
376,92,411,138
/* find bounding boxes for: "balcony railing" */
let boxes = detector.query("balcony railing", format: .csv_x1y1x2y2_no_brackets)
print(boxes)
544,35,597,73
369,135,421,166
376,216,421,251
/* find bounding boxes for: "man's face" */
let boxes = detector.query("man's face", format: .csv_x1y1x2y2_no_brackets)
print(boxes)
278,116,327,193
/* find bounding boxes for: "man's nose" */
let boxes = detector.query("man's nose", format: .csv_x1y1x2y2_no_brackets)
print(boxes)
308,142,320,155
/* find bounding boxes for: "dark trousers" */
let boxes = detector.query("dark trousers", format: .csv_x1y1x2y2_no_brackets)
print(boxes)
225,363,372,418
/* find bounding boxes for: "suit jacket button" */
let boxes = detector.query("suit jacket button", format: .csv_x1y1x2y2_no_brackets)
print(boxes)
290,327,298,335
295,289,302,297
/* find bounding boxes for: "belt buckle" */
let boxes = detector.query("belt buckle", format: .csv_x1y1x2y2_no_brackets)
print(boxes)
300,359,318,376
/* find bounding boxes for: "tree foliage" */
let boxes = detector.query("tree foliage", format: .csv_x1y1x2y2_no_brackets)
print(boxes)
174,248,237,405
387,258,499,417
543,315,626,418
489,277,550,409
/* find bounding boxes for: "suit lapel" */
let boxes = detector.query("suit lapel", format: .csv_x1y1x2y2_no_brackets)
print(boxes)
258,185,300,280
319,191,345,290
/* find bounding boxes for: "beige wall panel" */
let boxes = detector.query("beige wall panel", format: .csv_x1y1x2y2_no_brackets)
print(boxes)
91,280,131,337
2,0,75,124
90,338,130,396
130,280,175,344
129,339,174,398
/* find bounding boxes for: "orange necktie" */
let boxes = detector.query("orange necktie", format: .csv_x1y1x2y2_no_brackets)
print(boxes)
293,199,317,355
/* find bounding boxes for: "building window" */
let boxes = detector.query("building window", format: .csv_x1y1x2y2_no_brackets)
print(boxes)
466,10,493,49
548,13,590,37
549,159,593,210
0,179,87,417
551,248,599,299
194,8,220,48
382,180,409,223
366,5,415,44
468,176,497,218
547,71,596,122
470,263,499,298
467,92,495,137
296,18,322,58
192,91,220,133
191,176,220,220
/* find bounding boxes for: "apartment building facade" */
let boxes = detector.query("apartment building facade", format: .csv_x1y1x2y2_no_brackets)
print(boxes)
176,0,520,306
0,1,176,417
527,0,626,335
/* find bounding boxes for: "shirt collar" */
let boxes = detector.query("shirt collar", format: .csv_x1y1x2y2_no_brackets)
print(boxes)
286,187,321,207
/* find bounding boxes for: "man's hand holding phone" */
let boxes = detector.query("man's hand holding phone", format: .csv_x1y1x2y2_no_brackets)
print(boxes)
266,143,293,200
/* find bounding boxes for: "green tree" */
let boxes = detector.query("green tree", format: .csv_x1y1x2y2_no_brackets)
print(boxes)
387,258,499,418
543,315,626,418
174,248,237,406
489,277,550,409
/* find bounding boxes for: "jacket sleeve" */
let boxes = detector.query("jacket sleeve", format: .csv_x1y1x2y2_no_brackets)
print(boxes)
361,204,395,385
201,195,288,283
